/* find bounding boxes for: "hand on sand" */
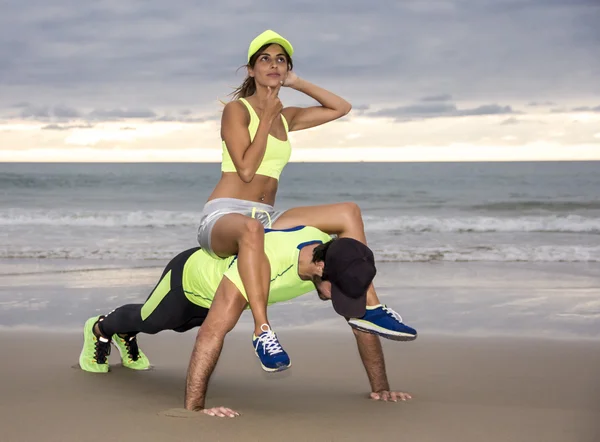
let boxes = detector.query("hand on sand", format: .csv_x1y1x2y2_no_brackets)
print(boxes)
201,406,240,418
160,406,240,418
370,391,412,402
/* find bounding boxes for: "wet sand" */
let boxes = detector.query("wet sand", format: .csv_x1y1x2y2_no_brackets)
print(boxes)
1,329,599,442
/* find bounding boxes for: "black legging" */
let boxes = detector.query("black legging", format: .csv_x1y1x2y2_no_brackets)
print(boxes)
98,247,210,337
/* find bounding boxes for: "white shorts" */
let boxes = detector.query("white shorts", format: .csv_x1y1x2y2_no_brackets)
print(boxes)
196,198,285,259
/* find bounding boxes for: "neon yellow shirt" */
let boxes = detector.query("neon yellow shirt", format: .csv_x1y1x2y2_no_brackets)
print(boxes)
182,226,332,308
221,98,292,180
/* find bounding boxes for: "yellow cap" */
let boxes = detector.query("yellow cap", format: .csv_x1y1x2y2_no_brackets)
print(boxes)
248,30,294,62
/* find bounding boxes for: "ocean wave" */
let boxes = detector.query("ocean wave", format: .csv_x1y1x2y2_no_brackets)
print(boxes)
377,244,600,262
469,200,600,212
2,244,599,263
0,172,197,190
363,214,600,234
0,209,201,228
0,247,178,261
2,209,599,234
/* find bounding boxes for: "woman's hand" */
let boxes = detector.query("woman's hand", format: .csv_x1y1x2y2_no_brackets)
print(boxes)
282,71,299,88
259,85,283,124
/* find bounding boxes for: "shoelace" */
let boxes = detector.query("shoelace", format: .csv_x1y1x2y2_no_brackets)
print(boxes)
255,330,283,356
123,336,140,361
382,305,403,323
94,337,111,364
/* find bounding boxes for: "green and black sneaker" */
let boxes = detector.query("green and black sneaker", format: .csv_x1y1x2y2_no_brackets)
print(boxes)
79,315,111,373
112,334,151,370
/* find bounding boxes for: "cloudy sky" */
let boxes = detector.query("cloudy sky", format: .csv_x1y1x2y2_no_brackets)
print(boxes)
1,0,599,162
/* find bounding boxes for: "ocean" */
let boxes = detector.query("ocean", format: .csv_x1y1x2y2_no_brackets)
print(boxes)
1,161,600,337
2,161,599,264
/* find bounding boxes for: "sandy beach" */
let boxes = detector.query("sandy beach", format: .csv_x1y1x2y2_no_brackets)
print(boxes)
2,259,600,441
1,328,599,442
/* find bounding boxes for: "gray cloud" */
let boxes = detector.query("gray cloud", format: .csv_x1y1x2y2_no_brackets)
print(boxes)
549,105,600,113
501,117,520,125
572,105,600,112
151,114,219,123
490,0,599,11
369,102,517,121
459,104,516,116
349,104,372,117
527,101,555,107
16,104,82,121
371,103,457,118
499,117,546,126
0,0,598,114
41,123,94,130
53,105,82,118
20,106,51,119
2,101,220,123
421,94,453,102
87,108,157,120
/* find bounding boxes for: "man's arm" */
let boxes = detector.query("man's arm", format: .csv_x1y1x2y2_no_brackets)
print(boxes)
184,328,226,411
352,328,412,402
184,277,247,412
352,328,390,392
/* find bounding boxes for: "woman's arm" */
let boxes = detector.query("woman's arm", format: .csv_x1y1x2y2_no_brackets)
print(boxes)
221,87,282,183
282,74,352,131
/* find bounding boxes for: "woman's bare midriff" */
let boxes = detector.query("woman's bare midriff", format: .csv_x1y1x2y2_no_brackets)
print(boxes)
207,172,279,206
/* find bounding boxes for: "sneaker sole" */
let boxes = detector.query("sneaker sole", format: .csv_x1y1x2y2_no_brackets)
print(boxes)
254,352,292,373
79,317,110,373
111,338,152,371
348,321,417,342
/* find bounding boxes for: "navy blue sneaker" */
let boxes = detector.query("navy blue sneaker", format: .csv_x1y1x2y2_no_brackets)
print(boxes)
347,305,417,341
252,324,291,372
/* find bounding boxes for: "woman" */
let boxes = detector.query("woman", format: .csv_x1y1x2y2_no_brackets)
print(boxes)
197,29,385,372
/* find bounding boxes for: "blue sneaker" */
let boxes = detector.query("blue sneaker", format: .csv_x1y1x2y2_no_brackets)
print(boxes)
252,324,291,372
347,304,417,341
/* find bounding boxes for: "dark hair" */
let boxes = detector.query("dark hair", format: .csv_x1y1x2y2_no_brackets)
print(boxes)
229,43,293,101
312,240,333,264
313,239,334,299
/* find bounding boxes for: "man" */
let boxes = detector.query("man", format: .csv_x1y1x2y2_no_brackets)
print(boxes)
78,225,417,417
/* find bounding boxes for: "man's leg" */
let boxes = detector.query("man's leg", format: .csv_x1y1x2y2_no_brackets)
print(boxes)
79,247,208,372
78,306,153,373
271,202,380,305
271,203,417,341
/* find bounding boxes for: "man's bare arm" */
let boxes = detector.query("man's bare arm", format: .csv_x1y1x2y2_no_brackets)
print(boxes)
352,328,390,392
184,327,226,410
352,328,413,402
184,278,247,411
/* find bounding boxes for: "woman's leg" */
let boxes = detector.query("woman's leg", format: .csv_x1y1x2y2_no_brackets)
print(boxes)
209,213,271,337
271,202,381,306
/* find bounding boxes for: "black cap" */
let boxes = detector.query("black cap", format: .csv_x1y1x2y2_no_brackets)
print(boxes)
324,238,377,318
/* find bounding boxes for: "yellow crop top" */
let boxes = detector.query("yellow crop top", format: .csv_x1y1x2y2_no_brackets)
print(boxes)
221,97,292,180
